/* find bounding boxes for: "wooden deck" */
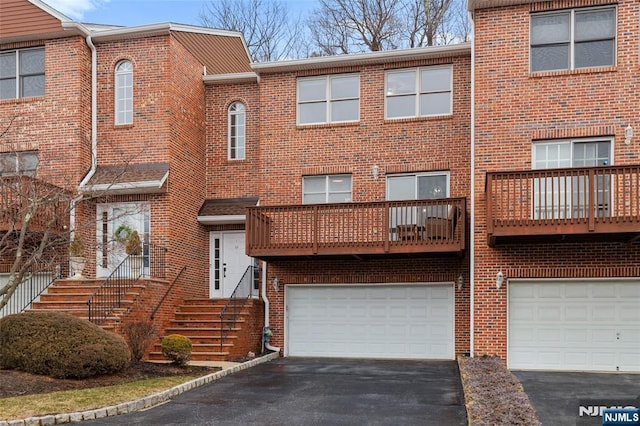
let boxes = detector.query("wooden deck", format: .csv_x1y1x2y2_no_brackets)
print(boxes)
0,176,69,233
246,198,466,260
486,165,640,246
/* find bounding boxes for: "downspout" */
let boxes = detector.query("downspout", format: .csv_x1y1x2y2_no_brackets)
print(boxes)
70,33,98,235
261,261,280,353
469,9,476,358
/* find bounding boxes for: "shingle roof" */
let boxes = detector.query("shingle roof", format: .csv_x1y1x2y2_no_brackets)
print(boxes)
198,197,259,216
172,31,252,75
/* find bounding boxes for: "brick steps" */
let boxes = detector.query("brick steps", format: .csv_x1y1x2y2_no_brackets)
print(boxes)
148,298,258,362
28,278,146,332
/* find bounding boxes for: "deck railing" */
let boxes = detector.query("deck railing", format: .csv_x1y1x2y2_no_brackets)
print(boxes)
486,165,640,243
247,198,466,258
0,176,69,233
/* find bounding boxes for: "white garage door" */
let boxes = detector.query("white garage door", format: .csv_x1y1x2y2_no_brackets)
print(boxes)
509,279,640,372
286,284,454,360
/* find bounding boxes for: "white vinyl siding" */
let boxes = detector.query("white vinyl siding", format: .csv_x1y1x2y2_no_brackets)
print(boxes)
297,74,359,125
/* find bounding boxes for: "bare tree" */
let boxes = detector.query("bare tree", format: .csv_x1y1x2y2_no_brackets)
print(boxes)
199,0,308,62
309,0,403,54
308,0,469,54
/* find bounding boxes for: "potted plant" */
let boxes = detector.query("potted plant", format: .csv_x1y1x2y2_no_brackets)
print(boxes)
126,230,144,277
69,235,86,279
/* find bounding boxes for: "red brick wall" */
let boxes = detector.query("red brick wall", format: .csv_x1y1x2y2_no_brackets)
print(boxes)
233,54,473,355
0,36,91,190
473,0,640,358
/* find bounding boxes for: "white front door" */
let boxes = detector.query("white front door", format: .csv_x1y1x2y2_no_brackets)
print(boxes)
96,203,150,277
209,231,253,298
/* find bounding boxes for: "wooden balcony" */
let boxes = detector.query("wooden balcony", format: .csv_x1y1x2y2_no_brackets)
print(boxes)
0,176,70,233
246,198,466,260
486,165,640,246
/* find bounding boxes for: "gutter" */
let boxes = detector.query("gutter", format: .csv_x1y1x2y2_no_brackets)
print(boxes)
261,262,280,354
469,9,476,358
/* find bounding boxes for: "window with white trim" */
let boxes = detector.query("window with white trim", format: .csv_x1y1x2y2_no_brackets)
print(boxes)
228,102,246,160
387,172,451,229
385,65,452,119
297,74,359,125
303,174,352,204
530,7,616,72
0,48,45,100
532,138,611,219
115,60,133,125
0,151,38,176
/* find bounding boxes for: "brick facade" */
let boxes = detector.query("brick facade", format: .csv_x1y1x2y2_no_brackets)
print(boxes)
472,0,640,358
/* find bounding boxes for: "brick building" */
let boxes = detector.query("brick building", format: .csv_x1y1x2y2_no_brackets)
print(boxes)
1,0,638,371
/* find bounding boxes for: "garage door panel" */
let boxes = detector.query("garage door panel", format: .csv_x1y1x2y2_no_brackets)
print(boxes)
287,284,454,360
509,280,640,372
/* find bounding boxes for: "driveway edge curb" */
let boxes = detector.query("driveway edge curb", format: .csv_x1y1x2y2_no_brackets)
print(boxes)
1,352,280,426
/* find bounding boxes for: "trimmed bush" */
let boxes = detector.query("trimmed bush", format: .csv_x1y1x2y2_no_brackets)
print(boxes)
0,311,131,379
161,334,192,366
123,320,157,362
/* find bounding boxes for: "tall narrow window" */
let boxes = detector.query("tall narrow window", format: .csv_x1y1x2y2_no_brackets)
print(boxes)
115,60,133,125
228,102,246,160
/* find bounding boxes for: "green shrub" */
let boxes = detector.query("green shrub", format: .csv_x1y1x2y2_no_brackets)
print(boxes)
161,334,192,366
123,320,157,362
0,311,130,379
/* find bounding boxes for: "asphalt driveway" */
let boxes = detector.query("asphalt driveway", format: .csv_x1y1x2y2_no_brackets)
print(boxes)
86,357,467,425
515,371,640,425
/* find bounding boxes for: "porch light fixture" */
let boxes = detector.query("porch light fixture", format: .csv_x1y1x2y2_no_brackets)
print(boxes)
273,277,280,292
625,124,633,145
496,269,504,289
372,165,379,180
457,275,464,290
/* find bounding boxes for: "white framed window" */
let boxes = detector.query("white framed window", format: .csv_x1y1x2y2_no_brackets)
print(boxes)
297,74,359,125
0,47,45,100
385,65,452,119
115,60,133,125
532,138,612,219
303,174,352,204
387,172,450,201
530,6,616,72
228,102,246,160
0,151,38,176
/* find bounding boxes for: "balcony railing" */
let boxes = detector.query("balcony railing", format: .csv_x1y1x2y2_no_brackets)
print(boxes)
247,198,466,259
486,165,640,246
0,176,69,233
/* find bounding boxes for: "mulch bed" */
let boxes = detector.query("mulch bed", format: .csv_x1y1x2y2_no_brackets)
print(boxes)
458,355,540,426
0,362,218,399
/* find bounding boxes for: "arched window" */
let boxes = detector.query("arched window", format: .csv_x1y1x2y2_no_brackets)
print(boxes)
228,102,246,160
115,60,133,125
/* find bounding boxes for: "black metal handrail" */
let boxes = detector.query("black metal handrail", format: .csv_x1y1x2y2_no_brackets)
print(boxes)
88,243,167,325
219,265,258,351
150,265,187,320
0,265,63,318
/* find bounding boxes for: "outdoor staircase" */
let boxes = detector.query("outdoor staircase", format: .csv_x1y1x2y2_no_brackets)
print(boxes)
148,298,262,362
29,278,146,331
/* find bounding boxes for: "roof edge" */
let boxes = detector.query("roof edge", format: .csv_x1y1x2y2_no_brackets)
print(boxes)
203,72,259,84
87,23,244,42
28,0,72,22
468,0,547,11
252,43,471,73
